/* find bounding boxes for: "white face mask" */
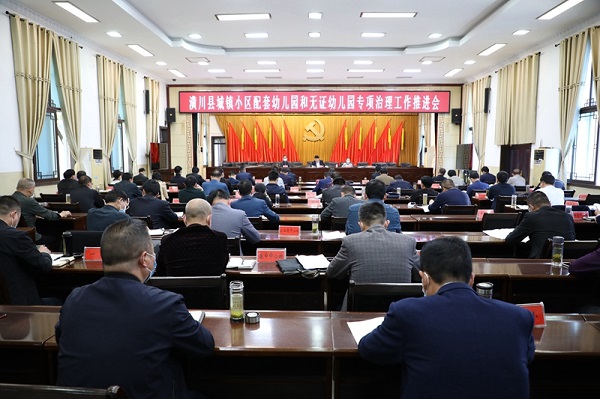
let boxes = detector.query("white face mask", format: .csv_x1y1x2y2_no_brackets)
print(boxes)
422,272,429,297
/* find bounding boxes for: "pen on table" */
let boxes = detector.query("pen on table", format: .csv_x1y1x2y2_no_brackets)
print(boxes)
0,314,7,320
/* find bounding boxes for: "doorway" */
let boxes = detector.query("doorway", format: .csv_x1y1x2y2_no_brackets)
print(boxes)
500,144,531,184
211,137,226,167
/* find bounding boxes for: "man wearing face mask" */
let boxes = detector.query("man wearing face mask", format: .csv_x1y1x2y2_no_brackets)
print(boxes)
56,219,215,399
87,189,130,231
358,237,535,399
0,195,53,305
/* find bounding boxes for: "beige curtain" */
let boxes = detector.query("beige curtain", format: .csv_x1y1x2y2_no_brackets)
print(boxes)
145,77,160,170
122,67,138,171
53,35,82,168
97,55,122,185
10,15,54,178
472,76,491,166
461,82,471,139
589,27,600,140
558,30,589,179
494,64,514,145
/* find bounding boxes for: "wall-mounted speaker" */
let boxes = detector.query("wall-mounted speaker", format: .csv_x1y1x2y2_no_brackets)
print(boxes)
144,90,150,114
451,108,462,125
484,88,491,113
166,108,176,123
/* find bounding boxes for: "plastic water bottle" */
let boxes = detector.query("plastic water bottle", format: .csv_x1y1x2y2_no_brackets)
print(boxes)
510,194,517,208
551,236,564,275
422,193,428,206
476,282,493,299
274,194,280,207
565,204,572,217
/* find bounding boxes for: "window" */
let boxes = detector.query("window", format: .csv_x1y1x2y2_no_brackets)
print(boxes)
110,85,131,173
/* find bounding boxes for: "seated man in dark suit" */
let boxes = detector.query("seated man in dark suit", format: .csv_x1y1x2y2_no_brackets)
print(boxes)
114,172,143,199
432,167,446,183
231,180,279,222
312,171,333,194
265,171,289,203
280,168,296,188
321,177,346,206
253,183,274,209
132,167,149,186
0,196,54,305
480,166,497,184
280,155,290,168
505,191,575,258
466,171,490,197
186,166,206,185
487,171,516,211
202,169,229,197
56,219,214,398
70,176,105,212
178,176,206,203
310,155,325,167
169,165,186,186
128,179,178,229
236,164,255,185
409,176,438,204
387,174,413,193
57,169,79,195
358,237,534,399
227,171,240,189
321,185,362,222
157,198,228,276
346,179,401,234
87,189,130,231
428,179,471,214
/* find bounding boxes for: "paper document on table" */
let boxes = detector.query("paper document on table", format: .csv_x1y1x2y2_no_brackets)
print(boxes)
321,231,346,240
347,317,385,344
52,256,74,268
50,253,63,261
420,205,430,213
175,212,184,218
516,205,528,210
149,228,164,237
227,257,256,269
483,228,529,243
295,254,330,270
189,311,205,324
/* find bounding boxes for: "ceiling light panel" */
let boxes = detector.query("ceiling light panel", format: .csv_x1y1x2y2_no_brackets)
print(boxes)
360,12,416,18
361,32,385,38
188,33,202,39
306,60,325,65
513,30,530,36
106,31,122,38
428,33,442,39
464,60,476,65
127,44,153,57
537,0,584,20
478,43,506,56
347,69,384,73
155,61,167,66
308,32,321,38
403,69,421,73
245,33,269,39
54,2,98,23
168,69,186,78
244,69,280,73
208,69,226,73
354,60,373,65
308,12,322,19
216,13,271,21
444,69,463,77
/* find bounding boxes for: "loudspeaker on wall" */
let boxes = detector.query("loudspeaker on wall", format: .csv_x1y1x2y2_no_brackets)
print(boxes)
451,108,462,125
144,90,150,114
166,108,176,123
484,88,491,113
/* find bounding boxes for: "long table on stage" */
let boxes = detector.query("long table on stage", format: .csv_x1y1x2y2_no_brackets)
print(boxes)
207,166,433,184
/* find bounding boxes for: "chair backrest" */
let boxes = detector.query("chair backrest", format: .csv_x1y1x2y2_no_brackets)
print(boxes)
357,162,368,167
514,185,527,192
481,213,520,230
347,281,423,311
169,203,186,212
247,216,263,229
291,162,303,167
584,194,600,205
326,162,337,167
563,189,575,198
65,230,104,254
399,162,412,167
400,189,414,195
222,162,233,167
330,216,347,231
148,274,228,309
0,383,127,399
541,238,600,260
443,205,478,215
47,202,81,213
40,193,66,202
227,237,242,256
130,215,153,229
386,162,397,167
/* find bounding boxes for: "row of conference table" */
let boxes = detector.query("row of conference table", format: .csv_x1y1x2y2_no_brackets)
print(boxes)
0,305,599,399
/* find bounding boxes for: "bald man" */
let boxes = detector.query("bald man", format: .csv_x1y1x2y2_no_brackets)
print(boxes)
156,198,229,276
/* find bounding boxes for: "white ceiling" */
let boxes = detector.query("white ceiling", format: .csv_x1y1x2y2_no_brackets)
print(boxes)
7,0,600,85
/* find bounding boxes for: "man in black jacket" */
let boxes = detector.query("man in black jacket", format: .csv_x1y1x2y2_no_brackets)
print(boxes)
114,172,143,199
57,169,79,195
70,176,105,212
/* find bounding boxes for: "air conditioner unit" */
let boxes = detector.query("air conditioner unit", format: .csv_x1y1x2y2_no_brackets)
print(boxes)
79,148,105,189
532,147,560,184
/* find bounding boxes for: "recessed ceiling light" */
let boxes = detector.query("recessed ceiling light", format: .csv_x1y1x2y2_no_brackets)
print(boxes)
404,69,422,73
360,12,416,18
308,12,322,19
197,61,210,66
421,60,433,65
208,69,226,73
513,30,530,36
155,61,167,66
245,69,280,73
127,44,153,57
168,69,186,78
478,43,506,56
245,33,269,39
54,2,98,23
106,31,122,38
307,69,324,73
464,60,476,65
347,69,384,73
537,0,583,20
257,61,277,65
306,60,325,65
188,33,202,39
354,60,373,65
308,32,321,38
361,32,386,38
444,68,463,77
216,13,271,21
428,33,442,39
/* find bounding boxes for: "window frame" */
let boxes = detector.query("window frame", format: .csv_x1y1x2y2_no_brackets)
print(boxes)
33,100,61,184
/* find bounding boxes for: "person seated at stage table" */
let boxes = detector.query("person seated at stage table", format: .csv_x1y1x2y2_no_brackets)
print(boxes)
447,169,464,187
536,173,565,206
487,171,516,211
128,179,178,229
70,176,105,212
57,169,79,195
169,165,186,186
507,168,527,186
310,155,325,167
432,167,446,183
231,180,280,222
87,189,130,231
109,169,122,186
0,195,55,305
479,166,496,184
236,164,255,185
505,191,575,258
346,179,400,235
178,176,206,203
263,166,285,188
409,176,438,204
328,201,419,309
321,185,362,221
202,169,229,197
114,172,143,199
341,158,354,168
313,171,333,194
56,219,215,399
208,189,260,244
321,177,346,206
253,183,274,209
428,179,470,214
12,178,71,250
280,155,290,168
387,174,413,193
151,172,169,201
186,166,206,186
358,236,534,399
375,167,395,185
466,171,489,197
157,198,228,276
265,171,290,203
132,167,149,186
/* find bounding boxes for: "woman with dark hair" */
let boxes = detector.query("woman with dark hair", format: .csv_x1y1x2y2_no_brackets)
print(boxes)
152,172,169,200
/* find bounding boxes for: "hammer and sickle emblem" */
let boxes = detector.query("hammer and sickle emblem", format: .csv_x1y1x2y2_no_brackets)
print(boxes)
303,120,325,142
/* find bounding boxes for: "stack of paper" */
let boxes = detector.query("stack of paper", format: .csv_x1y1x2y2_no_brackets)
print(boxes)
347,317,384,344
51,254,75,268
295,254,330,270
321,231,346,240
483,228,529,243
149,228,164,238
227,257,256,269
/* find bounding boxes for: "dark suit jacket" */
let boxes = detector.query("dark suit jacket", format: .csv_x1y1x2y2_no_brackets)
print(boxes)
157,224,229,276
480,173,497,184
129,195,178,229
505,206,576,258
312,177,332,194
487,182,516,211
321,195,363,219
169,174,186,185
253,192,274,209
57,178,79,195
202,180,229,197
358,283,534,399
387,179,413,192
70,186,104,212
231,195,280,222
87,206,130,231
280,173,295,187
266,183,289,203
321,185,343,206
187,173,205,185
310,160,325,167
0,220,52,305
132,173,148,186
178,188,206,203
12,191,61,240
113,180,143,199
409,188,437,204
56,272,214,399
428,188,470,213
236,172,255,185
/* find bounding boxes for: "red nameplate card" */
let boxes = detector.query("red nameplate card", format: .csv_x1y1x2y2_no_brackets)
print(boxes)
578,194,588,200
290,186,300,192
305,191,317,198
279,225,301,236
172,198,180,203
474,192,487,199
84,247,102,261
565,201,579,206
477,209,493,220
432,183,441,189
572,211,588,220
517,302,546,327
168,186,178,192
361,179,369,184
255,179,263,183
307,198,321,207
256,248,287,263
